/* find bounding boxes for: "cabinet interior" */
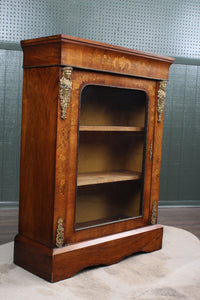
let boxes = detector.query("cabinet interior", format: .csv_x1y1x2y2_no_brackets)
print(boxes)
75,85,148,230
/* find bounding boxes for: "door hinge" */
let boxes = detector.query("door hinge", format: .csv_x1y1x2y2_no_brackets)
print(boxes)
149,140,153,161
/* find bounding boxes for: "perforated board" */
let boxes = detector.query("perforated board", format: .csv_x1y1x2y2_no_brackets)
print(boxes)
0,0,200,58
1,0,200,207
160,64,200,205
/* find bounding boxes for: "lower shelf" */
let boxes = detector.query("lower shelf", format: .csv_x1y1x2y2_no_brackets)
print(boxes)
79,125,144,132
77,170,141,186
14,224,163,282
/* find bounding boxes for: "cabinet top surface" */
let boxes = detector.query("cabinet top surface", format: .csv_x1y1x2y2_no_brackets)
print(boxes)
21,34,174,80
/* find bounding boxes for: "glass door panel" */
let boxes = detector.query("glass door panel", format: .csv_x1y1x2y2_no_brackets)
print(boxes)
75,85,148,230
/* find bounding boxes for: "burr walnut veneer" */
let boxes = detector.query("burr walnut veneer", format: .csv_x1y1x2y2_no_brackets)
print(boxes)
14,35,174,282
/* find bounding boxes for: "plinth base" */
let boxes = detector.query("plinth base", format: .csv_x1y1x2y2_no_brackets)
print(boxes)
14,224,163,282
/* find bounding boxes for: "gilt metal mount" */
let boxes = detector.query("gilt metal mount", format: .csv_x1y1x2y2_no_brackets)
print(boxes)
59,67,73,119
151,201,157,225
157,80,167,123
56,217,64,247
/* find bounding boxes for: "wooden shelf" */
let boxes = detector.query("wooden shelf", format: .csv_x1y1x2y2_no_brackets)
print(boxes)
79,125,144,132
77,170,141,186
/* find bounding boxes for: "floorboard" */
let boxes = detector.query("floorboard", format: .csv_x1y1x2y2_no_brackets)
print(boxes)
158,207,200,239
0,209,18,245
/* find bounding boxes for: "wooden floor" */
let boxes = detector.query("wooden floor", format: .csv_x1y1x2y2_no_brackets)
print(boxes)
158,207,200,240
0,207,199,245
0,209,19,245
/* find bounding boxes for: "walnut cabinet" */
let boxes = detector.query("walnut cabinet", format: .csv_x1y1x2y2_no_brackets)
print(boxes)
14,35,174,282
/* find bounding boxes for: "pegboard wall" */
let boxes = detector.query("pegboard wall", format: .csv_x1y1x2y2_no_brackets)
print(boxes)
1,0,200,207
0,0,200,58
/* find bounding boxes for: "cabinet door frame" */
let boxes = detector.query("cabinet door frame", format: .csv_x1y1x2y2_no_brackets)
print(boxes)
59,69,157,244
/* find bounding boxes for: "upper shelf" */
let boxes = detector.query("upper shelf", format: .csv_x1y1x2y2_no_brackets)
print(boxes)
79,125,144,132
77,170,142,186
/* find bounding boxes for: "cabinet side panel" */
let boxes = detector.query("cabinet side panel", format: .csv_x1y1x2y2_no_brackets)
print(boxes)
19,67,59,247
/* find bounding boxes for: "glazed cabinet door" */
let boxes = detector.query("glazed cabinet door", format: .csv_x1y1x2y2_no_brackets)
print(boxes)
63,69,157,244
